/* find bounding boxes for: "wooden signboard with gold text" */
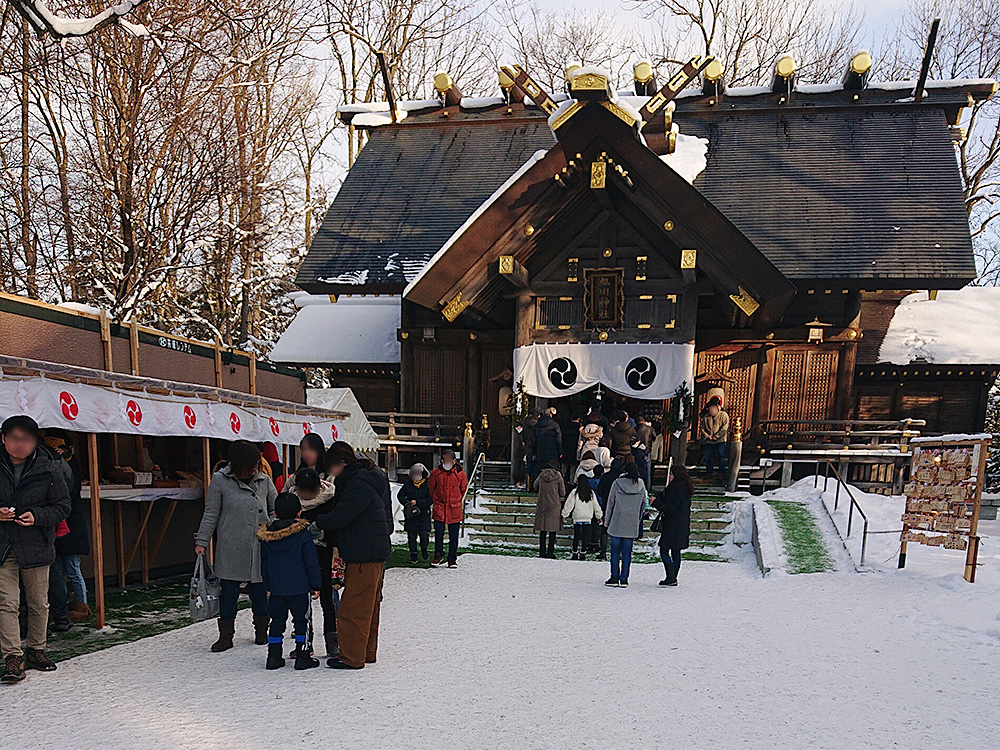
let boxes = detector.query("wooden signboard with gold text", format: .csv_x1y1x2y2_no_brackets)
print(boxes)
898,435,991,582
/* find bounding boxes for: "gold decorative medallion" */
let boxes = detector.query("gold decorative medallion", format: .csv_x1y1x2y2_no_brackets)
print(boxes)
498,255,515,274
645,92,667,114
729,286,760,316
442,292,470,322
571,73,608,91
590,161,607,189
681,249,697,269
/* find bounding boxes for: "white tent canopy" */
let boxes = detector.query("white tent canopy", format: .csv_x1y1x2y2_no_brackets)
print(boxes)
0,355,348,446
269,294,401,365
306,387,379,451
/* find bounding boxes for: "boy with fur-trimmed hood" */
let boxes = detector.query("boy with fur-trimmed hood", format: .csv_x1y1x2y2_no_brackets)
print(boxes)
257,493,322,670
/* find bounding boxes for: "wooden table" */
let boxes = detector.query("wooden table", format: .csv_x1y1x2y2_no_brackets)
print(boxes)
81,486,204,586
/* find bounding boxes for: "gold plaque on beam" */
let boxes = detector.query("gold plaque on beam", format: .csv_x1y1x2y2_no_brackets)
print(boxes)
550,101,583,130
442,292,470,322
590,161,607,189
729,286,760,316
681,249,697,269
645,92,668,114
498,255,515,274
600,100,638,127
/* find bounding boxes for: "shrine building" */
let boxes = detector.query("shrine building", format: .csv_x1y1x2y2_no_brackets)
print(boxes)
271,54,998,456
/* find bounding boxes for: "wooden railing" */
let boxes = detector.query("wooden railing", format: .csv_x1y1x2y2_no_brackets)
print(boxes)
368,411,467,480
755,418,926,450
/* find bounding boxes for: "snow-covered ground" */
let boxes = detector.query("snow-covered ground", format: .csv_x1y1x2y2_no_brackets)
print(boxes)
7,543,1000,748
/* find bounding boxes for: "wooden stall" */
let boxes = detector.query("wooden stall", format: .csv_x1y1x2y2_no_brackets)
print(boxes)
0,354,349,628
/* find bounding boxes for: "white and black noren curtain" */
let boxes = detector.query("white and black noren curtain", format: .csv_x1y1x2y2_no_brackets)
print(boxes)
513,343,695,400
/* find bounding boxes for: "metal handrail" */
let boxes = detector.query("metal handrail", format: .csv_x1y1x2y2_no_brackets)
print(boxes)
459,452,487,539
815,460,869,565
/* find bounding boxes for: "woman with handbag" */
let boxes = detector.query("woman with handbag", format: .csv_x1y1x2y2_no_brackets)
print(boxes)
652,465,694,587
195,440,277,652
397,463,432,563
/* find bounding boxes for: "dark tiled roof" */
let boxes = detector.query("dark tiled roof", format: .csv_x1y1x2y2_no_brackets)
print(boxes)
296,120,555,291
297,98,976,292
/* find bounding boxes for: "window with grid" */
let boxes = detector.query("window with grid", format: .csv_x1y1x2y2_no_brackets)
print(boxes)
535,297,584,329
625,295,676,329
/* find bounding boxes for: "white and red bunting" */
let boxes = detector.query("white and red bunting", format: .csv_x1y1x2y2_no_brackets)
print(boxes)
0,377,344,447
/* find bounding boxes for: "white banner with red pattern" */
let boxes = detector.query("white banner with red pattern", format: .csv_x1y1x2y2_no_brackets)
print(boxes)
0,377,344,446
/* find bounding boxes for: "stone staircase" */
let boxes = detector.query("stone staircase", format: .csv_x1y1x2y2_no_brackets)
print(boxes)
464,483,733,552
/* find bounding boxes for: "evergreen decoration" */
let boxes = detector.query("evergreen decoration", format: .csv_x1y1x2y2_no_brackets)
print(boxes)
667,381,693,431
984,378,1000,493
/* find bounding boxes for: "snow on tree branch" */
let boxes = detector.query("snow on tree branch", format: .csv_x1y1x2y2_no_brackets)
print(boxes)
9,0,150,38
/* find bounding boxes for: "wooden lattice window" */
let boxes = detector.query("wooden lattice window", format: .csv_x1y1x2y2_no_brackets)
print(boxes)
535,297,583,329
625,294,676,329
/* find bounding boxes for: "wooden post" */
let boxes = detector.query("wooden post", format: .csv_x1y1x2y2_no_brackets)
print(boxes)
202,437,213,563
113,502,125,588
87,433,106,629
965,439,989,582
249,352,257,395
213,337,223,388
99,310,113,370
282,444,288,480
511,292,533,485
128,318,140,375
727,417,743,493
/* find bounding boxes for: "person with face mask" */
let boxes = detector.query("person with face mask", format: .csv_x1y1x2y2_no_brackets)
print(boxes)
428,449,467,568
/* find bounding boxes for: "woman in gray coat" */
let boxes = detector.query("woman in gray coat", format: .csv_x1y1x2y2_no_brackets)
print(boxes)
603,461,646,588
195,441,277,652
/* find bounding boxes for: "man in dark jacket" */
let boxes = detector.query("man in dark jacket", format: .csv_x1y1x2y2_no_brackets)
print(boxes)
533,407,562,469
316,442,390,670
397,463,432,563
559,413,580,483
0,415,71,684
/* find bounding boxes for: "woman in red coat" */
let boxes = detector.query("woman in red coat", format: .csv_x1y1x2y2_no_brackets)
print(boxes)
428,449,467,568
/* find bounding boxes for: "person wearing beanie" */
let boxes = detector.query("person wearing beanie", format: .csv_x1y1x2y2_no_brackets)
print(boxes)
257,492,322,670
397,463,432,564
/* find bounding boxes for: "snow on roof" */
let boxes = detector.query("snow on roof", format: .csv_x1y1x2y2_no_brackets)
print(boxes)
269,296,401,365
878,288,1000,365
659,133,709,184
403,149,549,297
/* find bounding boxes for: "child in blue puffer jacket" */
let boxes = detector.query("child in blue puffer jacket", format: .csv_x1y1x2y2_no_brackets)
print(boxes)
258,493,322,670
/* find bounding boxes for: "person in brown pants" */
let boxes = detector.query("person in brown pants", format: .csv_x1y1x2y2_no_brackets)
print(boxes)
315,441,392,670
1,416,71,684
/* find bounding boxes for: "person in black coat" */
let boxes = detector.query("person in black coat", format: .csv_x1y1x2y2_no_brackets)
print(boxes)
397,463,432,563
42,434,89,631
533,407,562,468
316,442,390,670
559,413,580,483
652,465,694,587
258,493,322,670
0,415,71,681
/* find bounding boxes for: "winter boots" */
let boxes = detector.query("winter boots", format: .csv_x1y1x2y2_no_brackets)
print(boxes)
252,615,270,645
325,632,340,659
211,620,235,652
266,643,286,670
24,648,57,672
1,655,25,684
293,641,319,670
68,601,91,623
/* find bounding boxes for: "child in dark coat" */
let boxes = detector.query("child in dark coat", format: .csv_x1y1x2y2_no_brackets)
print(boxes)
258,493,322,670
397,463,432,563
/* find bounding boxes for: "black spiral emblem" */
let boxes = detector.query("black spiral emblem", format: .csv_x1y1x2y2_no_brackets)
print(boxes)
547,358,578,390
625,357,657,390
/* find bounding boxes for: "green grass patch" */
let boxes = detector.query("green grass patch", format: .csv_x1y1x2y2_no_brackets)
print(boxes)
766,500,835,574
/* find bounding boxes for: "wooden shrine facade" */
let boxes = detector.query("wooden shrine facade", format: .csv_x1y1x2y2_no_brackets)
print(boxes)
293,60,997,450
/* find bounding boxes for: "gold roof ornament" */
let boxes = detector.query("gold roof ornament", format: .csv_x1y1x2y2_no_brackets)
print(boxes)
730,286,760,316
433,71,453,94
850,51,872,75
442,292,470,322
633,60,654,83
775,54,796,79
703,59,723,82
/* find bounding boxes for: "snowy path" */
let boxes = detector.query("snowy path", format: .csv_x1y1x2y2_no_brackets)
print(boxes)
7,552,1000,749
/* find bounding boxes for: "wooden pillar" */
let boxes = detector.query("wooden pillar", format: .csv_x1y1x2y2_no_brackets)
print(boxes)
99,310,113,371
249,353,257,395
965,440,989,582
510,292,533,485
833,341,857,421
213,337,223,388
87,433,106,629
128,319,140,375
